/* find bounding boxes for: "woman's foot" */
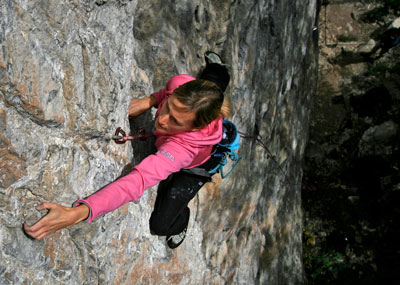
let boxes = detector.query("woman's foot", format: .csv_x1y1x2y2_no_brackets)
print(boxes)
166,227,187,249
200,51,230,92
204,51,224,65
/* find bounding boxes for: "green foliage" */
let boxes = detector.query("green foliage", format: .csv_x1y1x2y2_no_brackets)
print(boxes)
311,251,346,279
367,63,400,76
303,228,349,284
383,0,400,14
367,64,389,75
337,34,358,42
304,247,348,284
362,6,388,23
361,0,400,23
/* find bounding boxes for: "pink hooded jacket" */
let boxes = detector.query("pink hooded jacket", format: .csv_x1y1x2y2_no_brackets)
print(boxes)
75,75,223,222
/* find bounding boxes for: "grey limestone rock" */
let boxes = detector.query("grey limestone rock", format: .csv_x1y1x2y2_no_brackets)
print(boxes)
0,0,317,284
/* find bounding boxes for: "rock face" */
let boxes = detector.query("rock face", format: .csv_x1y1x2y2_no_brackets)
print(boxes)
0,0,317,284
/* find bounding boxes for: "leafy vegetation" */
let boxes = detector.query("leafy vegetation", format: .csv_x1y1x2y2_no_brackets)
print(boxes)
337,34,358,42
361,0,400,23
367,62,400,75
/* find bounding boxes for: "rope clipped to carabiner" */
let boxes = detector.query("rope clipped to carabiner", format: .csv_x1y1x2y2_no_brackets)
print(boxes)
112,127,154,144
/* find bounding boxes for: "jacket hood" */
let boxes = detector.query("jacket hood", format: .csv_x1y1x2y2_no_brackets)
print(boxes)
173,117,223,147
154,117,223,148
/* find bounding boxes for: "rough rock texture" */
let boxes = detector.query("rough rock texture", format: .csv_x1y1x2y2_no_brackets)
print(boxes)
0,0,317,284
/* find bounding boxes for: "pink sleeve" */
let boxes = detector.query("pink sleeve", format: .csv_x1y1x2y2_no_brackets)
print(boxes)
150,88,166,106
75,139,195,222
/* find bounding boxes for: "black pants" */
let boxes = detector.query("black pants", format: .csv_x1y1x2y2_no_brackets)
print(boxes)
149,170,211,236
149,151,223,236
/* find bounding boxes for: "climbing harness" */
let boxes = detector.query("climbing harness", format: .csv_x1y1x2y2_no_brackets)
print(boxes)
112,127,154,144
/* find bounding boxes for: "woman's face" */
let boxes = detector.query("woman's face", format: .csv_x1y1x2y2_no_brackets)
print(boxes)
155,95,197,135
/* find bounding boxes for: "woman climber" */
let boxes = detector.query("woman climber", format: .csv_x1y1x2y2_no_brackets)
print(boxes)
24,51,230,249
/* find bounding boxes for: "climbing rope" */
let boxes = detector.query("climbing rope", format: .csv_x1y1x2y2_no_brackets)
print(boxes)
237,131,301,187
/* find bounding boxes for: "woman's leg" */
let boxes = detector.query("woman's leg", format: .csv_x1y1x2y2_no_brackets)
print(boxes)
149,171,211,237
199,52,230,92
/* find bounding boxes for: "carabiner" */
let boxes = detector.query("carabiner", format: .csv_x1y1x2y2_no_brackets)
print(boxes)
112,127,154,144
113,127,127,144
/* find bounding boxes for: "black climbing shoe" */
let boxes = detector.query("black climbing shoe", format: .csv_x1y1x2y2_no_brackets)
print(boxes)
166,228,187,249
204,51,224,65
200,51,230,92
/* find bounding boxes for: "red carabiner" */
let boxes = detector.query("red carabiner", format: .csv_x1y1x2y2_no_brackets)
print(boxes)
112,127,154,144
113,127,127,144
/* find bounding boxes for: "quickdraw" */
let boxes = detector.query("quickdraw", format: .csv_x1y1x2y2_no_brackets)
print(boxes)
112,127,154,144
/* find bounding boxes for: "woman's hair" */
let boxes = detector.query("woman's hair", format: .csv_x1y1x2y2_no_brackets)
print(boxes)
173,79,230,128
